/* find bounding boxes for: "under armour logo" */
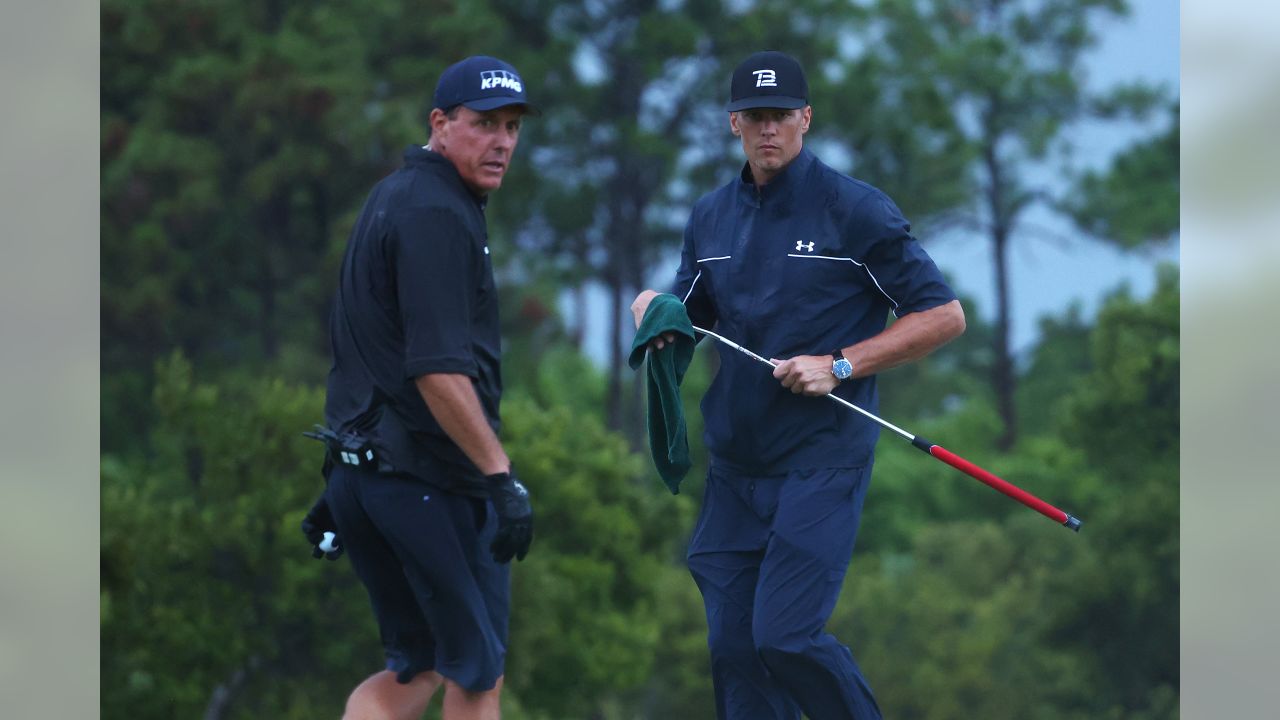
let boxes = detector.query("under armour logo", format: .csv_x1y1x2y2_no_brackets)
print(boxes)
753,69,777,88
480,70,523,93
796,240,814,252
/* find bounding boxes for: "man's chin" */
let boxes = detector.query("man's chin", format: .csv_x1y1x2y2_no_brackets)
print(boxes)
469,176,504,194
752,158,782,173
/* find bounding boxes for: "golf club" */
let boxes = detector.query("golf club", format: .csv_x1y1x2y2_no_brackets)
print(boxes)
691,325,1083,532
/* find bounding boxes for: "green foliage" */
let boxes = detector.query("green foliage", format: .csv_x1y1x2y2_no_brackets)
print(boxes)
1016,302,1094,437
839,265,1179,719
837,517,1094,720
1062,265,1179,474
1065,105,1179,247
616,567,718,719
102,354,707,718
1049,265,1179,715
101,353,378,718
501,392,696,717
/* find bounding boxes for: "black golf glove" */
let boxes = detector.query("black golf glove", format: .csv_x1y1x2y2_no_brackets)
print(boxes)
300,494,344,561
485,468,533,563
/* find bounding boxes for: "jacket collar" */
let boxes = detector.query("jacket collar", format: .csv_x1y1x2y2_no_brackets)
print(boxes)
404,144,488,210
737,146,815,204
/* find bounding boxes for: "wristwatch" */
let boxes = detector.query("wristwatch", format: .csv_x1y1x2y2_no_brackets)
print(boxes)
831,349,853,382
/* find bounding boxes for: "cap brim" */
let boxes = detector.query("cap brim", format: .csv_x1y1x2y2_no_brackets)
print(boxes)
725,96,807,112
462,97,542,116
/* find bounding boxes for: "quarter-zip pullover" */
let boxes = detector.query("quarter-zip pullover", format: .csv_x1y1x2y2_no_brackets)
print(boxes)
673,148,956,472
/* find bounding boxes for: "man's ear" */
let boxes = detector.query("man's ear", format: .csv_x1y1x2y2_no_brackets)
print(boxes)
429,108,449,144
729,112,741,136
800,105,812,134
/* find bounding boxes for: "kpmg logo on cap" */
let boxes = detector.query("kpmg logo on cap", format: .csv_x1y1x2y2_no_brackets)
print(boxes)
753,69,778,88
480,69,523,93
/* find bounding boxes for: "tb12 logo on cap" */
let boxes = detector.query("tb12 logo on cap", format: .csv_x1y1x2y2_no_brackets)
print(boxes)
480,70,523,92
753,69,778,87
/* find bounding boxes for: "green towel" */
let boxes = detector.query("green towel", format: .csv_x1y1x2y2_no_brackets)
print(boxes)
627,294,696,494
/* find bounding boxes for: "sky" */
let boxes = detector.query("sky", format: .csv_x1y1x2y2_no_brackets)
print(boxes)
570,0,1180,364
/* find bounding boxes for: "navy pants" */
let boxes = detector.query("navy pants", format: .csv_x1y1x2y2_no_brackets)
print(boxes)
687,464,881,720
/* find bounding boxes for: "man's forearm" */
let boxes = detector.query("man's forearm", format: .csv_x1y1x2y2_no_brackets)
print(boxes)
845,299,966,378
415,373,510,475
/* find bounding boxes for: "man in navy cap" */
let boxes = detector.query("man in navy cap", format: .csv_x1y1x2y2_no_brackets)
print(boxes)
302,55,537,720
633,51,966,719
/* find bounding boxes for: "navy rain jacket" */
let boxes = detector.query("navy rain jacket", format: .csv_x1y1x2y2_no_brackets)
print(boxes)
674,148,956,473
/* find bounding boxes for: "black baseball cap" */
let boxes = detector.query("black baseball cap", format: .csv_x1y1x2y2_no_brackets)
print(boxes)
432,55,540,116
726,51,808,112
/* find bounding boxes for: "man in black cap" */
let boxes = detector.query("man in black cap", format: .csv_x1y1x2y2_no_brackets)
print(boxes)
302,55,537,720
632,51,966,719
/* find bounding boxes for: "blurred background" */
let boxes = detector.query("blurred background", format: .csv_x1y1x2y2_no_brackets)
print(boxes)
91,1,1180,718
94,0,1178,718
6,0,1221,717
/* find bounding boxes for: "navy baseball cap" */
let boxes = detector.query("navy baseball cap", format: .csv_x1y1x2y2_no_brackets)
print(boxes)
432,55,540,116
726,51,808,112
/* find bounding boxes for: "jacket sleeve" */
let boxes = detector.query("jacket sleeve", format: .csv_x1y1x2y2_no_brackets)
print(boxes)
849,192,956,318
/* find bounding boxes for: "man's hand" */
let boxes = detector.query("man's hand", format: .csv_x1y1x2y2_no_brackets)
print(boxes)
485,468,533,563
630,290,660,329
630,289,676,351
771,355,840,396
301,495,344,561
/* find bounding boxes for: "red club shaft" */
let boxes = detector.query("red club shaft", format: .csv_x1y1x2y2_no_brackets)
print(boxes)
916,439,1079,530
690,325,1083,532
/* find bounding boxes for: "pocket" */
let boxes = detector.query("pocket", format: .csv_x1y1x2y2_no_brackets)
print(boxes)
687,468,723,557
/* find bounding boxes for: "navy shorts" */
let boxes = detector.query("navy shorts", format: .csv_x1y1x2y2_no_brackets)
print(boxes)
325,463,509,692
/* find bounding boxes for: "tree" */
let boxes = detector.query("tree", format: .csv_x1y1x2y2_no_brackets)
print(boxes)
1015,302,1094,438
1064,103,1180,248
100,354,373,719
825,266,1177,719
834,518,1095,720
498,392,697,718
863,0,1168,449
1049,265,1179,716
100,0,528,449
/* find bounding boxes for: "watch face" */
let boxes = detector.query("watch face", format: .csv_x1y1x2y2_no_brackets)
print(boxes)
833,358,853,380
